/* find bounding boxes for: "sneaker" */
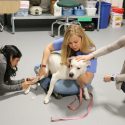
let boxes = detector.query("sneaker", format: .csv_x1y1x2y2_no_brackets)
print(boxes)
52,92,63,99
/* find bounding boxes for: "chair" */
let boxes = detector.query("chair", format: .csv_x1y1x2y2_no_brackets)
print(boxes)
51,0,81,37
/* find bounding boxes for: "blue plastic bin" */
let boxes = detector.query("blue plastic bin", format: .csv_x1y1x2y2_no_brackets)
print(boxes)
97,2,111,29
62,7,73,16
74,5,85,16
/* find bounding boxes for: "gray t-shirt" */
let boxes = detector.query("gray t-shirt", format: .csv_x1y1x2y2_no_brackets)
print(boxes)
0,54,24,93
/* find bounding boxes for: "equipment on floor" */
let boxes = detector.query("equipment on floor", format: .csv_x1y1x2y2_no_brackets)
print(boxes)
82,22,95,31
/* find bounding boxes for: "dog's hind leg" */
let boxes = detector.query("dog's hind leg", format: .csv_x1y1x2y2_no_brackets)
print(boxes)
44,74,58,104
83,86,90,100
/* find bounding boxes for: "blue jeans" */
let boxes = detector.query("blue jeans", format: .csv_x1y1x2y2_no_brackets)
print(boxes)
34,65,92,95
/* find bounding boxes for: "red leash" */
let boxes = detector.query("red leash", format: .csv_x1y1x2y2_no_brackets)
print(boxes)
67,88,83,111
51,88,93,122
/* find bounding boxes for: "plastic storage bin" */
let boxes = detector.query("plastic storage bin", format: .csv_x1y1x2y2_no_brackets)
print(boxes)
96,2,111,29
86,7,97,16
74,5,85,16
86,0,97,8
62,7,73,16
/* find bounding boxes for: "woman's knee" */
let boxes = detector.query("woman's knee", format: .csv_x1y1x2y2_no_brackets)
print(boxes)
54,80,79,95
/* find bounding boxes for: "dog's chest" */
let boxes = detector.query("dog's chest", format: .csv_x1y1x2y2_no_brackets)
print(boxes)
57,65,71,79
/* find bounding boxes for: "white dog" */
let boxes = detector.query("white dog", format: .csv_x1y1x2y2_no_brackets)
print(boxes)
41,53,91,104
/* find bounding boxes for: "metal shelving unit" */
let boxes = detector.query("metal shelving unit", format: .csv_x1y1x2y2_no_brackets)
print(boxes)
11,0,101,34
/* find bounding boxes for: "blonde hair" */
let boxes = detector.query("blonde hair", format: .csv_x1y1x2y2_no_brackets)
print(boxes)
61,24,96,64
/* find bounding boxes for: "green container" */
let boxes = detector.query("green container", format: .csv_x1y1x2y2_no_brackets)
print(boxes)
78,17,92,22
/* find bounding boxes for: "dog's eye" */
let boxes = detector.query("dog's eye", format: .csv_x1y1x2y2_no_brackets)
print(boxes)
77,67,80,70
70,65,72,67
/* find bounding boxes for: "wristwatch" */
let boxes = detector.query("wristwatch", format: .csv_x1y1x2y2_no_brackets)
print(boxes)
111,76,115,81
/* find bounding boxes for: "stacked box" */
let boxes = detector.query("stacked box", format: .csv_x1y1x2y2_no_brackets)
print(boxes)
15,1,29,16
86,0,97,8
111,12,123,28
85,7,97,16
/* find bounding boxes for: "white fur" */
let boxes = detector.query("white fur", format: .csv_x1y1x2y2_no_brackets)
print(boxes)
43,53,91,104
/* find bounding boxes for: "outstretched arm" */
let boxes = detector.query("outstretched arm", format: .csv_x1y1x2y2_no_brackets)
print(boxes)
38,43,54,77
76,35,125,61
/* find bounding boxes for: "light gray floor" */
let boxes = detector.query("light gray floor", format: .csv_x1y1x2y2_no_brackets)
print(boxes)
0,24,125,125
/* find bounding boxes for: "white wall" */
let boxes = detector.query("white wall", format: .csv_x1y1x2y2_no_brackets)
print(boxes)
103,0,123,7
111,0,123,8
76,0,123,8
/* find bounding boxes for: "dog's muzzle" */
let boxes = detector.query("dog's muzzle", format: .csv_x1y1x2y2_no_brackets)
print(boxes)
69,73,74,78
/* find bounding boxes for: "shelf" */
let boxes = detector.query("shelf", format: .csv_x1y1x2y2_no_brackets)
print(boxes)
13,13,99,20
11,0,101,34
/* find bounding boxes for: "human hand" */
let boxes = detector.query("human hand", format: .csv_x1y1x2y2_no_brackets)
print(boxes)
103,75,112,82
26,77,35,81
21,81,31,90
38,67,47,77
75,53,94,62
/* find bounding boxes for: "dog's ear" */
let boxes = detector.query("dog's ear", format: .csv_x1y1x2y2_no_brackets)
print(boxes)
68,56,75,63
67,57,72,66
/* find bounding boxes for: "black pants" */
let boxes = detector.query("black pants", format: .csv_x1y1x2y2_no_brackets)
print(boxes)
121,82,125,93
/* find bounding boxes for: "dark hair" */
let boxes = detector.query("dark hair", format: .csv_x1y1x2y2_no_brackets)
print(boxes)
0,45,22,81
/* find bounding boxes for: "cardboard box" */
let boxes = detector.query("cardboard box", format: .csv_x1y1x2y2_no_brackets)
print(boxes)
20,1,29,9
0,1,20,14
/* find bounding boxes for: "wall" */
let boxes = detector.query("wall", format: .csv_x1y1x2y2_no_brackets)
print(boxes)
111,0,123,8
77,0,124,8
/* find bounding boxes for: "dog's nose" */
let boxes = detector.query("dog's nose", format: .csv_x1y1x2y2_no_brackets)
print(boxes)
69,73,74,78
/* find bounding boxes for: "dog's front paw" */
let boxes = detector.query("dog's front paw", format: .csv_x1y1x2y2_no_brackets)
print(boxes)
83,87,90,100
84,93,90,100
44,96,50,104
31,84,38,90
24,85,31,94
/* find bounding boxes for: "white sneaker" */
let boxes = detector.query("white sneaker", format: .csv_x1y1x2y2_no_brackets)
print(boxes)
24,85,31,94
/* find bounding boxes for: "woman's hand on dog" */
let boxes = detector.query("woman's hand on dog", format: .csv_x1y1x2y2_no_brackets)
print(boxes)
75,54,94,61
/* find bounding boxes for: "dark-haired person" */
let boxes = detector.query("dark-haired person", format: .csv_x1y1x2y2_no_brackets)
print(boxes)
75,35,125,93
0,45,31,95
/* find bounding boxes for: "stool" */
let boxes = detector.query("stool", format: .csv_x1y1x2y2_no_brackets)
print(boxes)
51,0,81,37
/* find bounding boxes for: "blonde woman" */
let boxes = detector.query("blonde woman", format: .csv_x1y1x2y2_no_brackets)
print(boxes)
35,25,97,98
